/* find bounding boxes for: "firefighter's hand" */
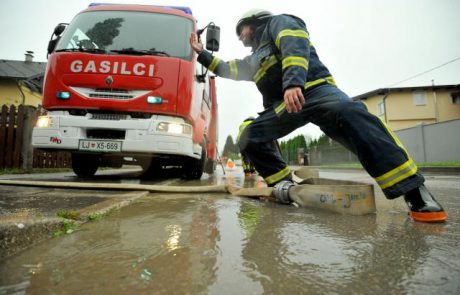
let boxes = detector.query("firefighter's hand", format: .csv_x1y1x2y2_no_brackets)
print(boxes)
284,87,305,113
190,32,203,54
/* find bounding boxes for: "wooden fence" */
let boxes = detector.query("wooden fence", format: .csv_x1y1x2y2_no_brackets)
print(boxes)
33,149,72,169
0,104,71,170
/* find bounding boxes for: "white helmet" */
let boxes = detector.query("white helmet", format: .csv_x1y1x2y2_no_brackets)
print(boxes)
236,9,273,36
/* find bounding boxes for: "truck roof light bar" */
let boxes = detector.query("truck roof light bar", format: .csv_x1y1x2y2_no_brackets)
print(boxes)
88,3,193,15
88,3,115,7
162,6,193,15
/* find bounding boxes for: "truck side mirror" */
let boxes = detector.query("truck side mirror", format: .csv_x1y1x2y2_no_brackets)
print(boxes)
47,39,59,56
47,23,68,58
54,24,67,37
206,24,220,52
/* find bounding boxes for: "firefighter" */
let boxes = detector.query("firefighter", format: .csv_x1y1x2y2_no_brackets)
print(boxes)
237,117,257,176
189,9,447,222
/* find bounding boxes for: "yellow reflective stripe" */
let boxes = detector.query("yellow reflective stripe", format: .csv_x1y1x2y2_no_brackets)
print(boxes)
265,166,291,185
282,56,309,71
275,29,309,48
376,159,413,183
237,120,252,142
361,100,369,111
254,55,278,83
324,76,337,86
208,57,221,72
376,160,418,189
374,118,417,189
304,75,336,90
304,78,325,89
275,102,286,115
379,118,410,158
229,60,238,79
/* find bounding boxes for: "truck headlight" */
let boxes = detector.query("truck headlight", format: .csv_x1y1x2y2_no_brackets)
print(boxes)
157,122,192,135
36,116,53,128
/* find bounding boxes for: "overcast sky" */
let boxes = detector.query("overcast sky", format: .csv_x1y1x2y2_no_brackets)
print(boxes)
1,0,459,151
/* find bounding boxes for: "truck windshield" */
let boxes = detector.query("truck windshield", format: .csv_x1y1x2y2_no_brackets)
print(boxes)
55,10,194,60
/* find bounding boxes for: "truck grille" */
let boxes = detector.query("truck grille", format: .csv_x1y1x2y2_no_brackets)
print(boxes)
90,113,128,120
89,88,133,100
68,110,153,119
70,87,150,100
87,129,126,140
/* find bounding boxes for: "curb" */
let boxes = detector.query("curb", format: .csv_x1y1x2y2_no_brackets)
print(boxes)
0,189,149,259
0,218,63,259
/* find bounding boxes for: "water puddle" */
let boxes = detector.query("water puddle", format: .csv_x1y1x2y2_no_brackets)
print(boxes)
1,170,458,294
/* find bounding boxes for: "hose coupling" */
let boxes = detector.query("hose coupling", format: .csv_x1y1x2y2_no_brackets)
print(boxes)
273,180,295,204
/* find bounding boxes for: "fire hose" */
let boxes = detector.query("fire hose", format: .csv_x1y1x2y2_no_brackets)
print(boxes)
0,167,376,215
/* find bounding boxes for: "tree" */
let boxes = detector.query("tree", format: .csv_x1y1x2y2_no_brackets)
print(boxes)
86,18,124,49
279,134,307,164
222,135,238,158
309,133,330,148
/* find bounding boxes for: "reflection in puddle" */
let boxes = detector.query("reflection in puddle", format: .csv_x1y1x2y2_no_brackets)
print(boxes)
165,224,182,251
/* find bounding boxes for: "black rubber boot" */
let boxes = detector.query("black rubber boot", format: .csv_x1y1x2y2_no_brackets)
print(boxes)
404,185,447,222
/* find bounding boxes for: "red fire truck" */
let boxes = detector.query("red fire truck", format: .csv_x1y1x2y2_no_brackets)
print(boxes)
32,4,220,179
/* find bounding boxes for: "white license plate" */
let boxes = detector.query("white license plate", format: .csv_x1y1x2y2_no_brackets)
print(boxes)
78,139,122,152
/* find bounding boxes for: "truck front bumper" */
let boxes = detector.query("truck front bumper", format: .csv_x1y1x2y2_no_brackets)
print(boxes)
32,112,202,159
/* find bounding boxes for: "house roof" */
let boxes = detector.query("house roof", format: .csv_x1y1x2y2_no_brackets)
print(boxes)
353,84,460,101
0,59,47,93
0,59,47,79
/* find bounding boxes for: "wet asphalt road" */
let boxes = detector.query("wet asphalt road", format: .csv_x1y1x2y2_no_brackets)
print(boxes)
0,167,459,294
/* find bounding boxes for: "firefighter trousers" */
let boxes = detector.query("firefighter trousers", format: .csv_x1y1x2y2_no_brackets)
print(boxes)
238,84,424,199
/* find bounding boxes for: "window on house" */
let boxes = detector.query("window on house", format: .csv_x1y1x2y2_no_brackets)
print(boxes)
413,91,427,106
377,101,385,116
451,91,460,104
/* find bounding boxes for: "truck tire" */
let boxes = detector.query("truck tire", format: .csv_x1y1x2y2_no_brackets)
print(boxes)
182,148,205,180
71,153,100,178
204,160,216,175
142,159,165,178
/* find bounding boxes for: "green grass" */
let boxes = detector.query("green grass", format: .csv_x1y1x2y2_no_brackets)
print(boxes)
56,209,80,220
416,162,460,167
53,220,79,237
87,213,103,222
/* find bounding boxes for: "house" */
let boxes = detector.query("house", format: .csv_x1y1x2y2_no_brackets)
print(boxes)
0,51,47,107
353,84,460,131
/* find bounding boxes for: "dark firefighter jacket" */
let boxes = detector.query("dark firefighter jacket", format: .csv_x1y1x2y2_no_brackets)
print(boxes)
197,14,336,110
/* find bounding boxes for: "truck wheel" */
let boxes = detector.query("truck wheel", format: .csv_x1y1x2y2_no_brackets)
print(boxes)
204,160,216,175
182,149,205,180
142,159,165,178
71,153,100,178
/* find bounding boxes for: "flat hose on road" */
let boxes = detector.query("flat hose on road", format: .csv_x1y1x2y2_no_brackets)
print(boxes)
0,179,228,193
0,167,376,215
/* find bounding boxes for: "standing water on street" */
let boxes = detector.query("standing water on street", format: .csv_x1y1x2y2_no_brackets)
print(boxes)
1,169,459,294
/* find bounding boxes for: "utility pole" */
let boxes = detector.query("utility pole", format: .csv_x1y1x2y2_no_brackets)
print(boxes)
432,79,439,123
